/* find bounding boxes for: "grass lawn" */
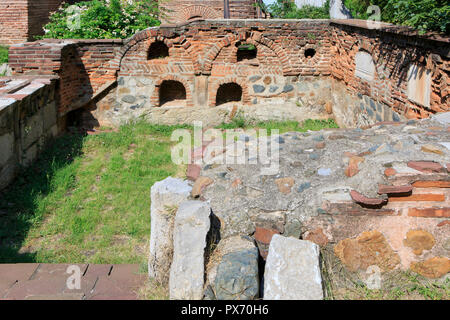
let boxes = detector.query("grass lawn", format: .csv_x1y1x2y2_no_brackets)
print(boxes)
216,116,339,133
0,45,8,64
0,122,188,266
0,119,337,266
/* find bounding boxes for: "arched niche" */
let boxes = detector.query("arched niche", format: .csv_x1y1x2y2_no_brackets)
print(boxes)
355,50,375,82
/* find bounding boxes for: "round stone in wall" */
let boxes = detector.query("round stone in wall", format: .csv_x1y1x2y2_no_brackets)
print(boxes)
121,95,136,104
253,85,265,93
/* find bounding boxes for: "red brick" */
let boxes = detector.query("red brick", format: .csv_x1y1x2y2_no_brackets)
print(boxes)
231,178,242,188
378,184,413,194
412,181,450,188
304,228,329,247
315,142,326,149
324,202,396,216
345,156,364,177
407,161,445,173
350,190,388,206
254,227,279,245
389,194,445,202
408,208,450,218
384,168,397,177
437,220,450,227
186,164,201,181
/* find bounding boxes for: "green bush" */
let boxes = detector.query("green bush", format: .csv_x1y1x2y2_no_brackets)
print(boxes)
40,0,160,40
343,0,449,34
266,0,330,19
266,0,448,34
0,46,8,64
386,0,449,34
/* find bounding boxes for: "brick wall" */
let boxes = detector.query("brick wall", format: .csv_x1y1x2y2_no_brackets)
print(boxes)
229,0,261,19
0,0,79,45
303,155,450,274
161,0,265,23
330,20,450,120
8,19,450,125
9,39,123,115
116,20,331,109
0,0,29,45
27,0,68,40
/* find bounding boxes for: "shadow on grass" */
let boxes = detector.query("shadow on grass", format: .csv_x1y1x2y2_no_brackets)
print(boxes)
0,133,85,263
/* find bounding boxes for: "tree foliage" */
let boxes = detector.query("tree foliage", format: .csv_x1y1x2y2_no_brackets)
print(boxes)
343,0,449,34
265,0,448,34
40,0,161,40
265,0,330,19
0,46,8,64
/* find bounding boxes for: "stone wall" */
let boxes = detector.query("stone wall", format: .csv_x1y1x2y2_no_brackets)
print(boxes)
7,19,450,129
0,77,58,190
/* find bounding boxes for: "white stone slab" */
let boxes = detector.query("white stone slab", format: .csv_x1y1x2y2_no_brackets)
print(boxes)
264,235,323,300
169,201,211,300
355,51,375,82
148,177,192,284
407,64,431,108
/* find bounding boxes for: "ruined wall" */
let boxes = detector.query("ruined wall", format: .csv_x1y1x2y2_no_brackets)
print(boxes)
0,0,71,45
160,0,266,24
194,118,450,287
7,19,450,128
0,0,29,45
0,77,58,190
161,0,224,23
8,39,123,117
330,20,450,121
92,19,333,126
28,0,68,40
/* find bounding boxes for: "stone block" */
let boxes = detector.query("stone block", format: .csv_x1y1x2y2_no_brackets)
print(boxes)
205,236,259,300
407,64,431,108
20,109,43,150
264,235,323,300
42,101,57,131
0,132,14,166
148,177,192,285
355,51,375,82
169,201,211,300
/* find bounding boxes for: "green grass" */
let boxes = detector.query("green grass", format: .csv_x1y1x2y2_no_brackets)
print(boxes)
0,119,338,265
338,272,449,300
0,46,8,65
0,121,187,264
216,116,339,133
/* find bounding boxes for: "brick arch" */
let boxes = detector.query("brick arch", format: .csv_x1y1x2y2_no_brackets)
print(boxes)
201,32,294,76
208,77,250,107
110,28,200,75
176,5,221,22
150,75,194,107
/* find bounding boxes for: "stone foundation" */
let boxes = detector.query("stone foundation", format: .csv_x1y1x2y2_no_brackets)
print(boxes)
0,77,58,190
